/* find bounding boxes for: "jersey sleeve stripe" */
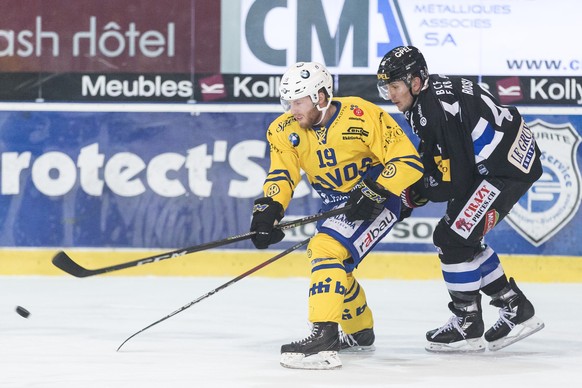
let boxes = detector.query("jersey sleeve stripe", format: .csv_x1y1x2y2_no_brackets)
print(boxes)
387,155,425,172
402,161,425,173
389,154,423,163
472,117,504,160
269,169,294,183
265,176,292,184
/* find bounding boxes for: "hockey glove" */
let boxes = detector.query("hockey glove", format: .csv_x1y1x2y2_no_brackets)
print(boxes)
398,186,428,221
345,178,391,222
250,197,285,249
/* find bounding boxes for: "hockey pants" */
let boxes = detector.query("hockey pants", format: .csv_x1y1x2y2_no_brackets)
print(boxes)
433,177,534,303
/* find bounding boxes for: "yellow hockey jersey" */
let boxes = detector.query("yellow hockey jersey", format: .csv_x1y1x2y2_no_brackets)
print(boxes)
263,96,423,210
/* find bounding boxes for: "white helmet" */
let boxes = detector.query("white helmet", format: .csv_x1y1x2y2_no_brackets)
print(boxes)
279,62,333,112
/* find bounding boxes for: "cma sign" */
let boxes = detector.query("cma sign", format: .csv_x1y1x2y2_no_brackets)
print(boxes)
236,0,407,74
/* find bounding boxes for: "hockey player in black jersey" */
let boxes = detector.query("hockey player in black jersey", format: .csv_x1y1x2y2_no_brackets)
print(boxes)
377,46,545,352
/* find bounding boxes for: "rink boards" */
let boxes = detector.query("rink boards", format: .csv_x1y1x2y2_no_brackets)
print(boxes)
1,248,581,282
0,103,580,280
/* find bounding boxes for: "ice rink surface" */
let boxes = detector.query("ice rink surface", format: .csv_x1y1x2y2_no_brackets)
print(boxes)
1,275,581,388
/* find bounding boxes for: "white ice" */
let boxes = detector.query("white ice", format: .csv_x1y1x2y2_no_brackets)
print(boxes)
1,275,581,387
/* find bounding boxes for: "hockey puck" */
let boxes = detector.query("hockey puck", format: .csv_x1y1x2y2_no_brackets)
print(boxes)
16,306,30,318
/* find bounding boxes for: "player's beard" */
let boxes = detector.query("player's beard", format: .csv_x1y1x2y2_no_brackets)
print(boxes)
295,106,324,129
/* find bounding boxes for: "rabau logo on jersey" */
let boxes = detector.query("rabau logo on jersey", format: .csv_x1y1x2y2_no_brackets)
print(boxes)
354,209,397,255
506,120,582,246
228,0,408,74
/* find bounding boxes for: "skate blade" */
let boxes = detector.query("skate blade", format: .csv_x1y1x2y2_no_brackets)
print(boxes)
488,316,545,351
280,351,342,370
340,344,375,354
426,337,486,353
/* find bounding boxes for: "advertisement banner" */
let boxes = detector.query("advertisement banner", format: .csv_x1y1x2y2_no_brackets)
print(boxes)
3,72,582,107
0,0,219,72
3,0,578,78
337,75,582,107
227,0,582,76
0,108,580,256
2,0,582,104
396,0,581,77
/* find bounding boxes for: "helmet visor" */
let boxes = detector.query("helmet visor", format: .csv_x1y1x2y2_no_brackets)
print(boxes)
280,98,291,112
377,80,391,101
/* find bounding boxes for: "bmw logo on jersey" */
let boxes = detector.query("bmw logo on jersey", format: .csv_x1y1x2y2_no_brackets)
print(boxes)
289,133,300,147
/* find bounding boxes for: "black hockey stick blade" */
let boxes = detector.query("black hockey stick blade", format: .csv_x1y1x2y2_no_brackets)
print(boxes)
52,205,349,278
52,251,96,278
116,238,310,351
51,229,252,278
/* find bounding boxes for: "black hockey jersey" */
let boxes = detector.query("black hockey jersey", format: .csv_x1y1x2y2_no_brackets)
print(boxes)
405,74,542,202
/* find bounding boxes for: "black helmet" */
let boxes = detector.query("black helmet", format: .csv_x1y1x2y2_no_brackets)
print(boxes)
377,46,429,86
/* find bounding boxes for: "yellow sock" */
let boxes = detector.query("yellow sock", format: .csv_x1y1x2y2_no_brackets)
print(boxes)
340,273,374,334
307,233,350,323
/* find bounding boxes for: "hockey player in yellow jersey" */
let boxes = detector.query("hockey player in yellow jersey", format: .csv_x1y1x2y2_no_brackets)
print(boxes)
249,62,423,370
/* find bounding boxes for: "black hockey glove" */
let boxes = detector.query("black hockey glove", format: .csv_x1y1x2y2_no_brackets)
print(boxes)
250,197,285,249
398,186,429,221
345,178,391,222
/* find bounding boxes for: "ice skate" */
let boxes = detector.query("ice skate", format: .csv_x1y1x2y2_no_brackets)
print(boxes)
339,328,375,353
280,322,342,370
426,296,486,353
485,278,545,351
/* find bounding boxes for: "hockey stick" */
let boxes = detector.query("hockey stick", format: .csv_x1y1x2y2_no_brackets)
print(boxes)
117,237,310,351
52,206,348,278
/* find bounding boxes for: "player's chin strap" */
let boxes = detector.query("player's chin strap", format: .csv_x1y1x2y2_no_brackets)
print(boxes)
313,98,333,126
409,77,429,109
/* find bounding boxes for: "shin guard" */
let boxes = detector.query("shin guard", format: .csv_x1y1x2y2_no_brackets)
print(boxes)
340,273,374,335
307,234,350,323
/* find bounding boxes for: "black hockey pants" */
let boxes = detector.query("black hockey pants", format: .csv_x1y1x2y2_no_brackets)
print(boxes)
433,176,534,265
